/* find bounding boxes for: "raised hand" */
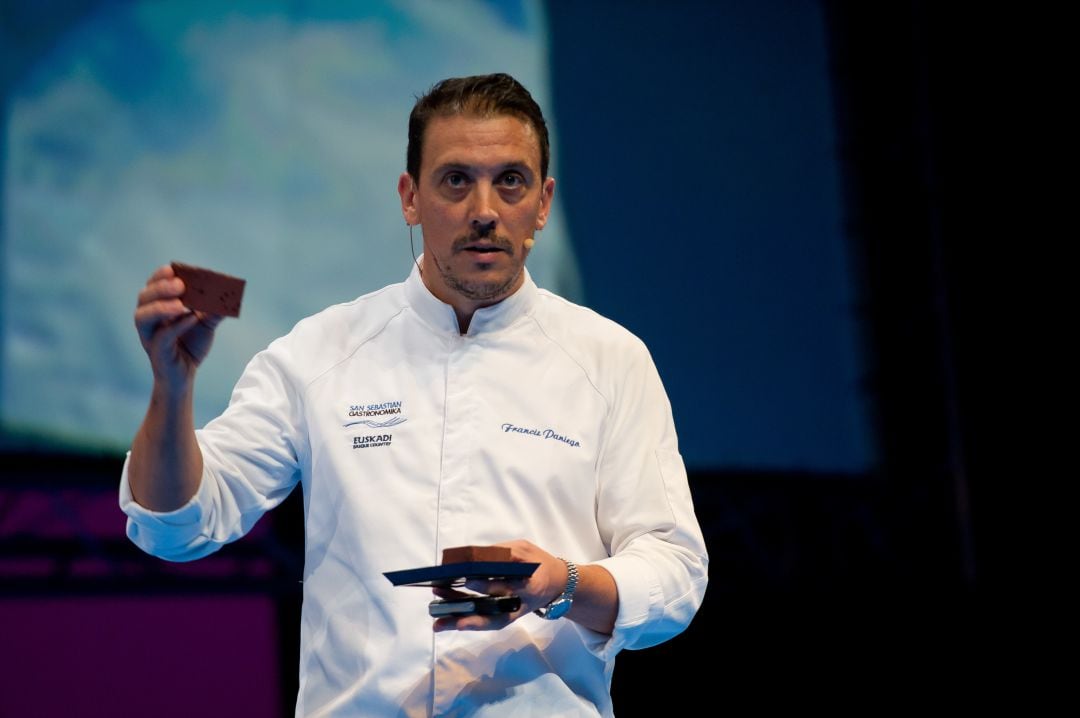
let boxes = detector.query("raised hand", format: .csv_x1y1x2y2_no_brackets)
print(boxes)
134,264,224,390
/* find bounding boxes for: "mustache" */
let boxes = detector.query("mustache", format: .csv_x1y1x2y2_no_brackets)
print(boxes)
450,233,515,253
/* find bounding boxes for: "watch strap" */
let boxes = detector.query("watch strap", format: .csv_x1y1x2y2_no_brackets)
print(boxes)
534,558,578,619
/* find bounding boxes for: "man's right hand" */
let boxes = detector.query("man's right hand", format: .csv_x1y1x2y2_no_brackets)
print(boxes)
135,264,224,389
128,264,223,511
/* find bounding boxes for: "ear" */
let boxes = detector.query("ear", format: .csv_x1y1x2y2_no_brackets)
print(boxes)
398,172,420,226
535,177,556,230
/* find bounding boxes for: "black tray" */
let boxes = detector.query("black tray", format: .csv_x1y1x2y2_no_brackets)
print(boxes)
384,561,540,587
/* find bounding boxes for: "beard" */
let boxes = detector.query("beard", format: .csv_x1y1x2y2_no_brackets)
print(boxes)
434,232,523,302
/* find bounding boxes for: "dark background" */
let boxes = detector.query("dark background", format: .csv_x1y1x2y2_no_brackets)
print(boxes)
1,0,1002,713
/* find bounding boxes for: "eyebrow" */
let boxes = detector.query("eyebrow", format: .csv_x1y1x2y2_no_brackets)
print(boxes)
432,161,534,176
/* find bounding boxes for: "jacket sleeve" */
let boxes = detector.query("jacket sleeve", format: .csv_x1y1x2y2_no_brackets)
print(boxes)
586,338,709,659
119,341,305,562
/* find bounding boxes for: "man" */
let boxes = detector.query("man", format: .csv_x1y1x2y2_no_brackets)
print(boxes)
122,73,708,717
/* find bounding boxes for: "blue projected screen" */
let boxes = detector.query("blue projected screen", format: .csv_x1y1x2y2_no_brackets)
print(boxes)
2,0,578,454
2,1,874,473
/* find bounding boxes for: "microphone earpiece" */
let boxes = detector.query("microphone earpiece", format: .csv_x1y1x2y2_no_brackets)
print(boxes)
523,237,535,250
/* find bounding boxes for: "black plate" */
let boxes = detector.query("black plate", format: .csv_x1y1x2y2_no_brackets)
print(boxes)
384,561,540,587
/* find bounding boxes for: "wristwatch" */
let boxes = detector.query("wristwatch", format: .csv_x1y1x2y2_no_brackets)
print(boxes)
534,558,578,620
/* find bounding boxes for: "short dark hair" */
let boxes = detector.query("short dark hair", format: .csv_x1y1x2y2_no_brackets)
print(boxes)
406,73,550,183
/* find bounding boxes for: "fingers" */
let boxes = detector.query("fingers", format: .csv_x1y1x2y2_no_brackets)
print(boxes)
135,271,187,335
193,310,225,331
494,538,544,563
135,267,225,339
155,310,202,346
135,298,188,333
429,540,565,633
152,263,177,280
462,578,523,597
149,263,177,281
432,586,472,600
137,273,184,309
133,266,226,381
431,581,526,633
433,612,515,633
489,539,564,611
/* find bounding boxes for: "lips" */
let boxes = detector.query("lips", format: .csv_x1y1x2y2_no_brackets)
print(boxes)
462,244,505,254
453,235,514,256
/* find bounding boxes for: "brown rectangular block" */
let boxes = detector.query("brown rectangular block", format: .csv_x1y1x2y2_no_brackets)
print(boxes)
441,545,511,565
171,261,246,318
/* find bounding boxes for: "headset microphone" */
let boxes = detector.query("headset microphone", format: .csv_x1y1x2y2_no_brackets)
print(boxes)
523,237,535,250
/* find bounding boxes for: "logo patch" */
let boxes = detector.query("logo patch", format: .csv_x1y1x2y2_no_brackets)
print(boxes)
344,401,406,428
353,434,392,449
345,400,406,447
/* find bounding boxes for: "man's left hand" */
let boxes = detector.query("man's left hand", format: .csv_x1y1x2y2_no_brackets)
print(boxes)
431,538,567,632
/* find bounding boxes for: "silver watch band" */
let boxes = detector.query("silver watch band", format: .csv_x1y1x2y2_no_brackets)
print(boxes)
534,557,578,619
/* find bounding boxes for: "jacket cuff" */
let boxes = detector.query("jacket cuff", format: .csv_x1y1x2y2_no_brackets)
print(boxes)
118,452,211,561
576,553,661,661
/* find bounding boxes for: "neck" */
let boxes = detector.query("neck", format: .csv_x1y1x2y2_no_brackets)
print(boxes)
419,254,524,335
453,308,473,335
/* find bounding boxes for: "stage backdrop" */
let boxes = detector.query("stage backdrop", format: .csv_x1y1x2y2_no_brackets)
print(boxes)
2,0,873,473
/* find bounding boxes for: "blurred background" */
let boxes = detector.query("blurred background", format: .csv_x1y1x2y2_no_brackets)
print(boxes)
1,0,991,715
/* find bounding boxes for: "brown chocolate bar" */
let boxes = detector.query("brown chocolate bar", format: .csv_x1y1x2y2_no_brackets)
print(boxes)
171,261,246,318
441,545,511,564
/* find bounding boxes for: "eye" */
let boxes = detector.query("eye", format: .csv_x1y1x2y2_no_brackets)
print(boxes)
444,172,469,188
499,172,526,189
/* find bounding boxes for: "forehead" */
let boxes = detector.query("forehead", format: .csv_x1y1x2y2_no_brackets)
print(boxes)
420,113,541,173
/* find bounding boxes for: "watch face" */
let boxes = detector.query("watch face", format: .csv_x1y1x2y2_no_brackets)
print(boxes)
545,598,571,620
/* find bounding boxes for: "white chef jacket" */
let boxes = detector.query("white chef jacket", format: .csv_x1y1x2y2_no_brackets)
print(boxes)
120,262,708,717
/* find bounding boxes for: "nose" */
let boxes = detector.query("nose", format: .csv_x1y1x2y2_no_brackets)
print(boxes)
471,218,496,237
470,184,499,236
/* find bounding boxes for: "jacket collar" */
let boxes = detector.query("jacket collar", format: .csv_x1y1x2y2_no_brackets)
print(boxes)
404,256,537,337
